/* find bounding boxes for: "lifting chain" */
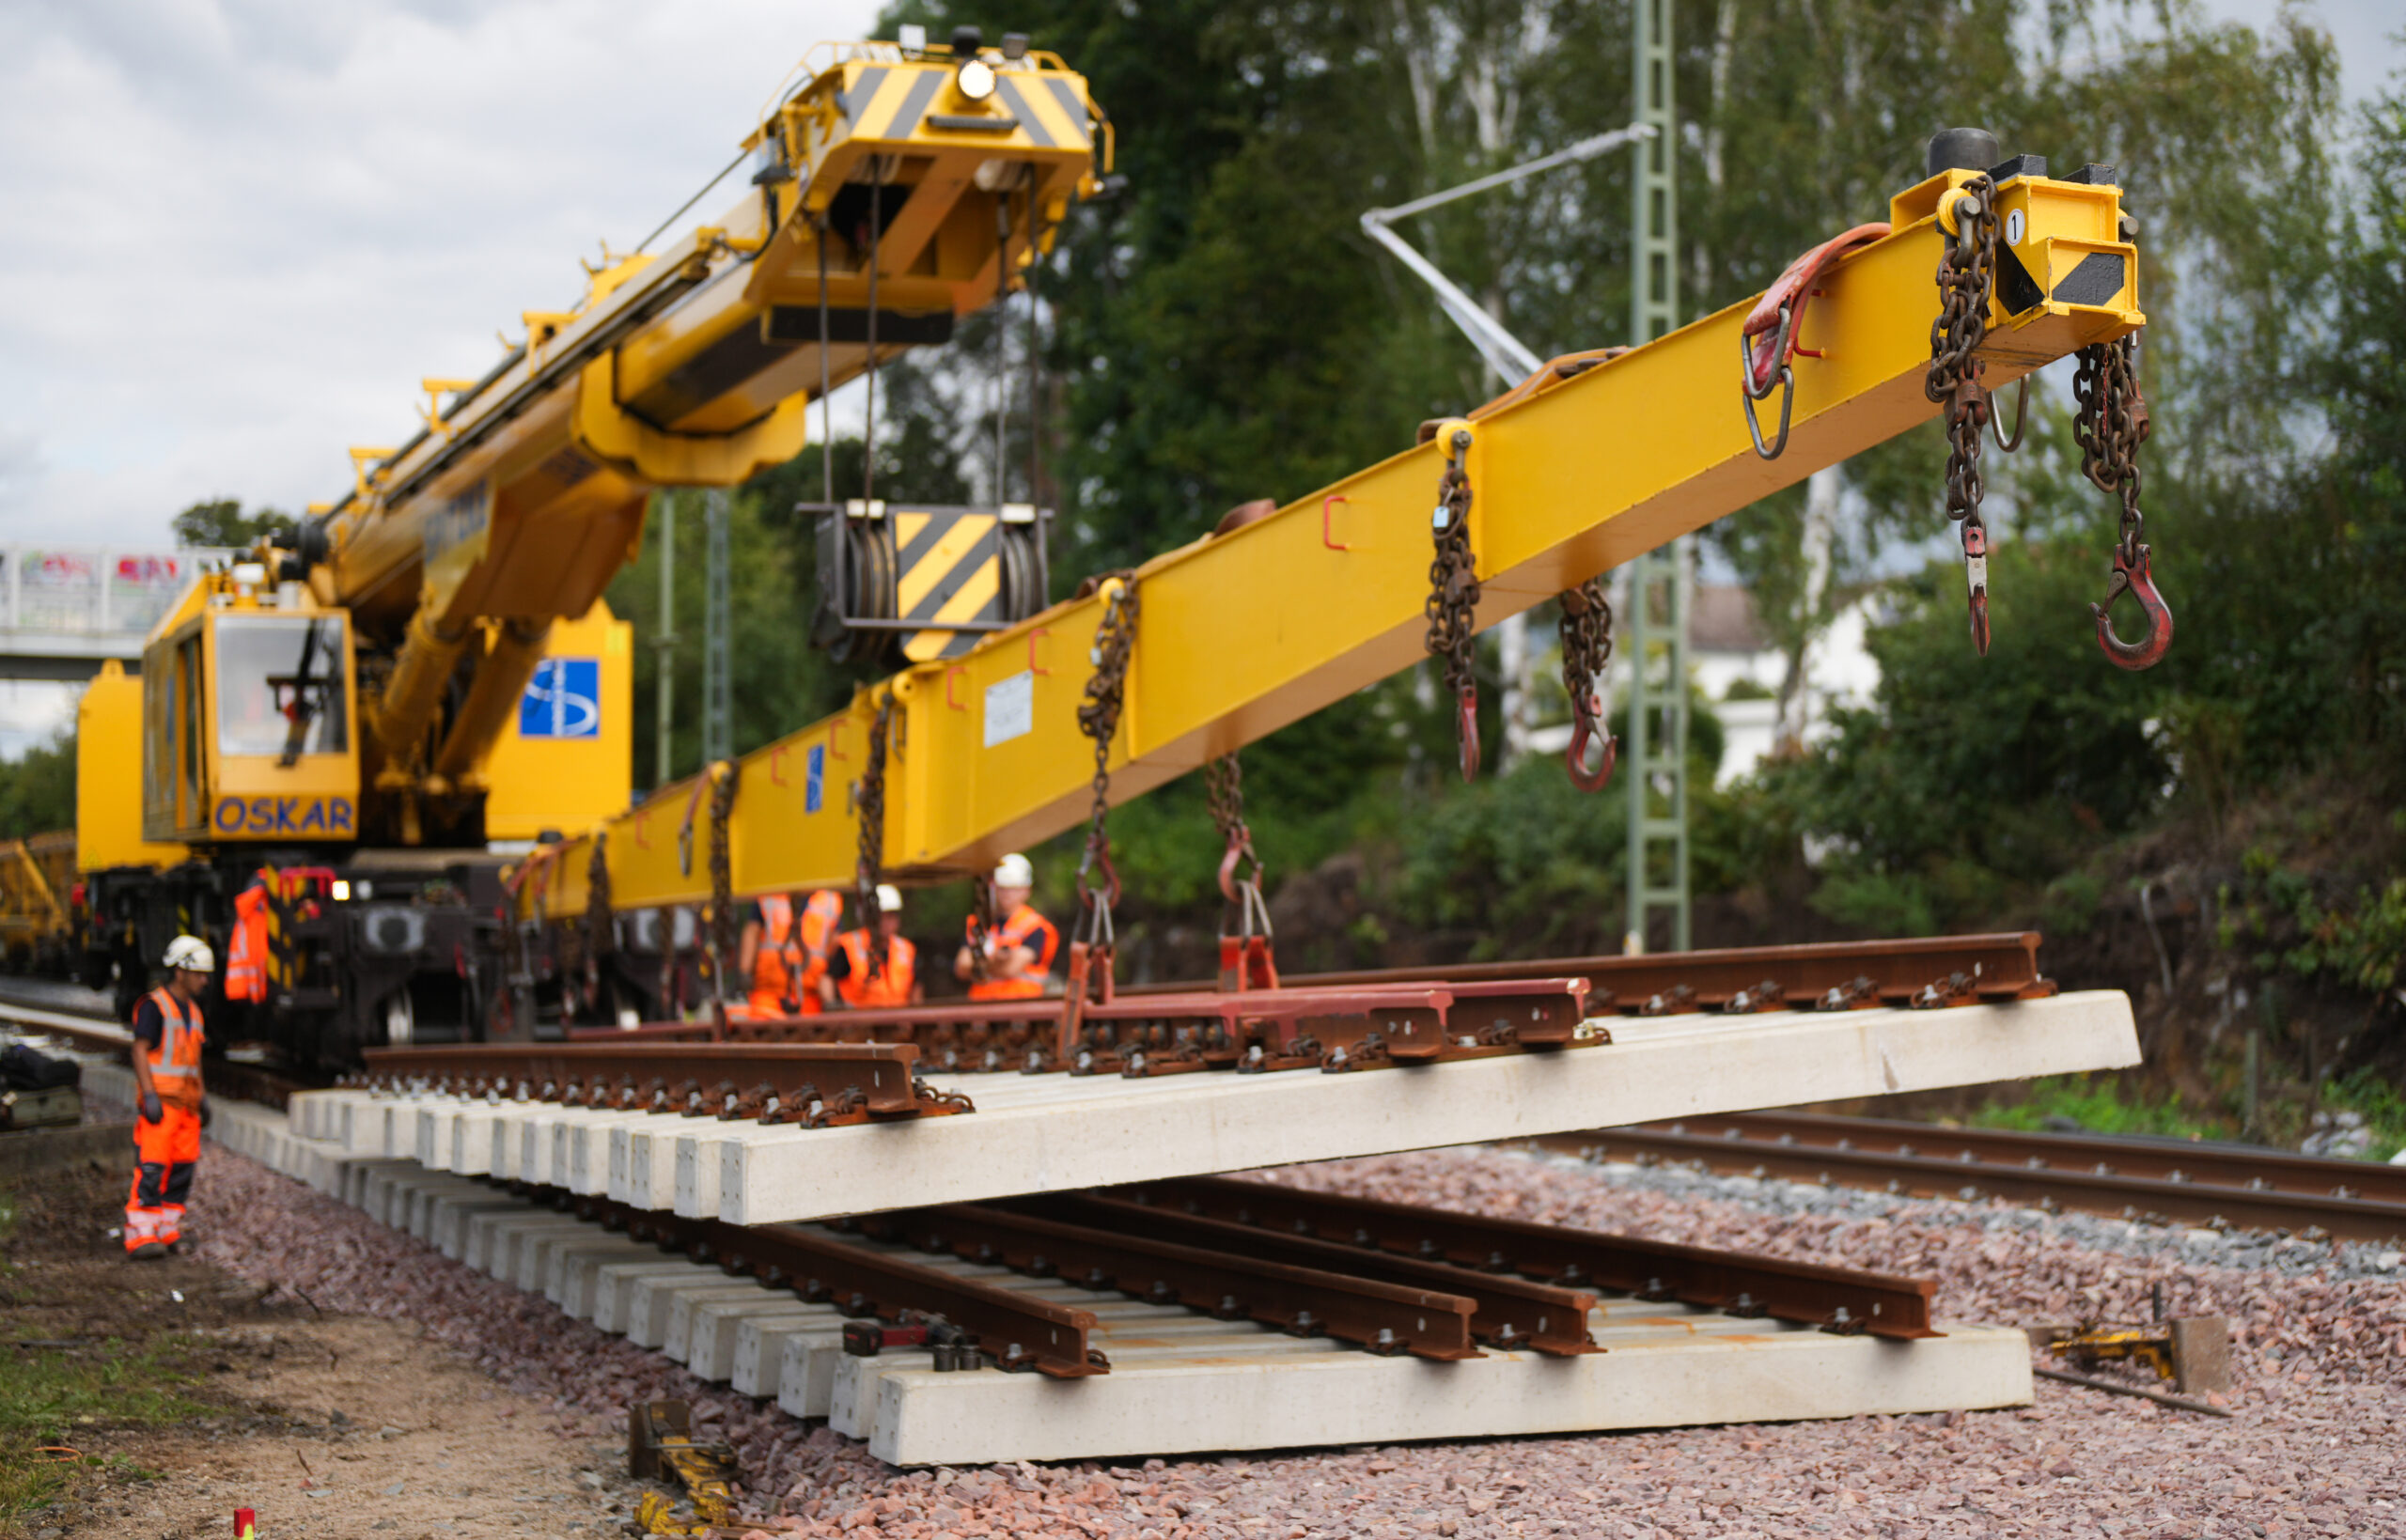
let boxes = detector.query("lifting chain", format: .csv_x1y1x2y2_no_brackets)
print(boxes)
964,875,995,984
1425,428,1483,781
1072,576,1138,953
1053,573,1137,1067
705,764,737,1007
1926,172,2000,656
1206,754,1276,991
581,832,612,1013
2073,334,2173,670
852,693,894,979
1557,579,1617,792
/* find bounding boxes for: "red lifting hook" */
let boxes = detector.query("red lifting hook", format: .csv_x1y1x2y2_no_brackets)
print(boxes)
1455,692,1482,783
1565,712,1617,793
2092,544,2174,671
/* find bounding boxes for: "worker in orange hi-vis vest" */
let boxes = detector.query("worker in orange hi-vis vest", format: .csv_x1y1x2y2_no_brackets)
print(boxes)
789,890,846,1014
820,884,922,1010
735,891,848,1016
127,936,212,1260
735,894,798,1018
224,870,271,1004
955,853,1059,1000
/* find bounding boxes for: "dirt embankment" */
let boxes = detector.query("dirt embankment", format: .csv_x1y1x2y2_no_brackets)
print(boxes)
0,1159,633,1540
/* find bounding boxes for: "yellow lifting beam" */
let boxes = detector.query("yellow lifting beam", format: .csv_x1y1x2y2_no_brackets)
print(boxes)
535,165,2144,921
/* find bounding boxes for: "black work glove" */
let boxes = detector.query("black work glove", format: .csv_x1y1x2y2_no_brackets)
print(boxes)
197,1097,212,1129
139,1090,163,1124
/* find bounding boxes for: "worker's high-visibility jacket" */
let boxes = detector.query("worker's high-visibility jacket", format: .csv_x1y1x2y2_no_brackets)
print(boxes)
225,874,270,1003
966,903,1060,1001
138,988,207,1110
831,930,917,1008
746,894,797,1015
791,890,847,1015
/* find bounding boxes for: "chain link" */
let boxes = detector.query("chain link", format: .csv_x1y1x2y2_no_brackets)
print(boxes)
1425,428,1483,781
1205,751,1274,987
1557,579,1618,791
706,765,737,1003
2073,333,2173,668
1926,173,1999,656
1204,754,1259,888
964,875,994,983
582,832,612,1011
853,693,894,977
1074,576,1138,945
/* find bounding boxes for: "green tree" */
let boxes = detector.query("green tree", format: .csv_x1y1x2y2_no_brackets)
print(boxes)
0,731,76,838
171,498,294,549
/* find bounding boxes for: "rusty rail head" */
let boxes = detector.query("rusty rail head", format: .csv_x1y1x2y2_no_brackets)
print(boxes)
1140,1175,1939,1341
1123,931,2051,1013
569,1195,1101,1377
1035,1192,1599,1355
358,1041,963,1125
873,1204,1484,1361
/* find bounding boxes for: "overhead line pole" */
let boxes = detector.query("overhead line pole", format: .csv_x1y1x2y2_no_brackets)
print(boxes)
1624,0,1692,955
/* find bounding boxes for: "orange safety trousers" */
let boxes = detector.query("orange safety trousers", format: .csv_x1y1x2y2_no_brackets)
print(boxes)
127,1104,201,1252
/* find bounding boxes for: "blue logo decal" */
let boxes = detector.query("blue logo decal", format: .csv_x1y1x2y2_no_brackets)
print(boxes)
520,658,601,739
805,743,825,814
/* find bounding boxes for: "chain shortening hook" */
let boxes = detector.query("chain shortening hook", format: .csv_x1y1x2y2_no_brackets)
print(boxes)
2091,543,2174,671
1962,523,1992,656
1565,716,1617,792
1454,692,1481,783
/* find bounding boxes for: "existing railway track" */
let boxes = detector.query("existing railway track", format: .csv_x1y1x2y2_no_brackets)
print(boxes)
1550,1111,2406,1244
0,994,323,1112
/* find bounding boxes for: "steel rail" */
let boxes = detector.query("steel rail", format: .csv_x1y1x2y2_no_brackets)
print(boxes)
1556,1114,2406,1243
1601,1110,2406,1206
1137,1175,1941,1341
867,1203,1484,1361
1024,1192,1601,1355
1137,932,2054,1013
567,1193,1103,1378
0,999,318,1110
359,1041,969,1125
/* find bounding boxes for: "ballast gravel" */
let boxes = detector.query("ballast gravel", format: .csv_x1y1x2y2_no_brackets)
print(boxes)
189,1137,2406,1539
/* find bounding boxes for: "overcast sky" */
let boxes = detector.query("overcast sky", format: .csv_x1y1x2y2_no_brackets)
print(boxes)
0,0,2395,753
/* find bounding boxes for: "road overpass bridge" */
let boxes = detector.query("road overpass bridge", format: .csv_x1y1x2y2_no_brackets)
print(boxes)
0,545,231,680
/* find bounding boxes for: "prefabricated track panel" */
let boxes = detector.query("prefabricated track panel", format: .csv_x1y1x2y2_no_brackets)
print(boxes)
295,990,2135,1225
209,1102,2034,1467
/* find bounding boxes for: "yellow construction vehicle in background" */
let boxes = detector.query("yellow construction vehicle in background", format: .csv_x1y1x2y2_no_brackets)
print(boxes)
70,29,1107,1056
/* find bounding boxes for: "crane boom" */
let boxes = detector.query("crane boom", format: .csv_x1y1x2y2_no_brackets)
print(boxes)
271,39,1104,837
538,163,2144,920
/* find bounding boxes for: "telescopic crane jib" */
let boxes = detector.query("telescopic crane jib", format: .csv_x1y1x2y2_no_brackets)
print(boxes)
75,32,1107,1053
536,136,2158,948
137,32,1108,852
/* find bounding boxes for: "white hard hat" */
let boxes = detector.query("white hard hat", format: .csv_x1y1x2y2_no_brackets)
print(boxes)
163,935,215,972
992,853,1035,888
875,882,904,913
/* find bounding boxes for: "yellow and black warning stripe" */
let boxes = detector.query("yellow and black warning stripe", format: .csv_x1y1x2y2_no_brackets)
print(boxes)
836,61,1091,152
893,508,1004,662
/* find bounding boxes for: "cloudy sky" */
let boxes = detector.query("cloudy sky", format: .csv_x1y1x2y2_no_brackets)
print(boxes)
0,0,2394,751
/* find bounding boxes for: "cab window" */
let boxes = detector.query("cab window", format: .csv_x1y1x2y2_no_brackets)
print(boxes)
216,615,348,758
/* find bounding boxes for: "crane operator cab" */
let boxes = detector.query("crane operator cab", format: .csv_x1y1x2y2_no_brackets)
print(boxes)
143,565,359,847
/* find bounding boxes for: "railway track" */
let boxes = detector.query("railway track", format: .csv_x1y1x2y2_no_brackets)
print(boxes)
1552,1111,2406,1244
0,995,323,1112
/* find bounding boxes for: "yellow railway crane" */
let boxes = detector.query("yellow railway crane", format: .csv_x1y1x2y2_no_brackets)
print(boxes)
525,139,2160,1035
74,30,1108,1051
